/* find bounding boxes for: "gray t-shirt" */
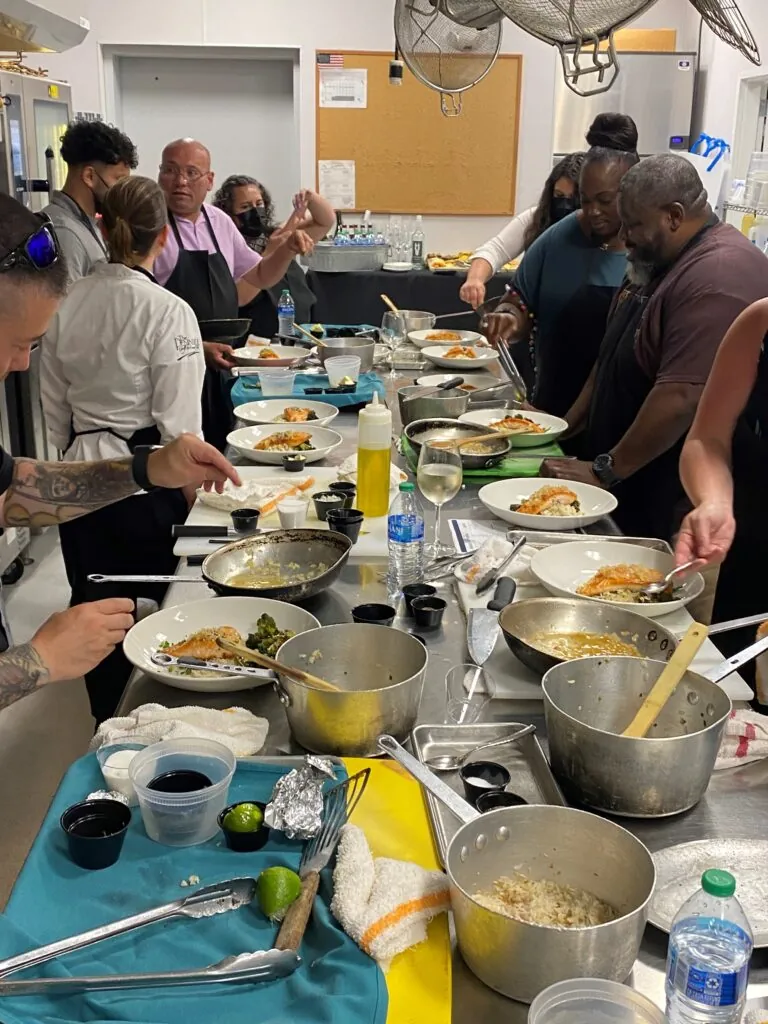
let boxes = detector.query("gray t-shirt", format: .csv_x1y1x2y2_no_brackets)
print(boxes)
42,191,107,288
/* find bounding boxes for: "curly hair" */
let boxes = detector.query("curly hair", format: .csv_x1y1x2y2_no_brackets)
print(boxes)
524,152,586,249
213,175,277,250
59,120,138,169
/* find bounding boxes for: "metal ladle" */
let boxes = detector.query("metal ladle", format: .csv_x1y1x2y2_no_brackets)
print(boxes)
424,723,535,772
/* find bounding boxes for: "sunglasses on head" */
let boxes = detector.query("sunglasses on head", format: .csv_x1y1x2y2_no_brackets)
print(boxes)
0,214,60,274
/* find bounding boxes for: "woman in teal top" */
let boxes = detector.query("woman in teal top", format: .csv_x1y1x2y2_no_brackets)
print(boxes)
484,145,638,417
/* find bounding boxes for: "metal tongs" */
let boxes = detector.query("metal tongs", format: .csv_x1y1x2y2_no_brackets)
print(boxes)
0,878,300,995
151,651,274,684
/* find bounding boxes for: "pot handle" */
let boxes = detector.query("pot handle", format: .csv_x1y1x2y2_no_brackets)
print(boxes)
377,734,479,825
273,680,292,707
707,632,768,684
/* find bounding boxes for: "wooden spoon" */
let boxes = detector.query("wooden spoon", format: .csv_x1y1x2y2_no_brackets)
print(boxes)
381,293,400,314
216,638,341,693
293,322,326,346
621,622,708,738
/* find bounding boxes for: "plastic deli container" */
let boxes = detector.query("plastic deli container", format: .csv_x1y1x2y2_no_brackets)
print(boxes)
528,979,666,1024
129,738,236,847
325,355,362,387
96,740,150,806
258,368,297,397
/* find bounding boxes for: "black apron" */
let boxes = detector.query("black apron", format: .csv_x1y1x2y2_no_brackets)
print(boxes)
240,258,315,339
530,247,620,418
711,337,768,685
164,209,239,451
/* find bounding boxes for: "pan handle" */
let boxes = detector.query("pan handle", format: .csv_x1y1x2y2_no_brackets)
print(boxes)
273,680,292,707
87,574,204,585
377,735,479,825
707,632,768,685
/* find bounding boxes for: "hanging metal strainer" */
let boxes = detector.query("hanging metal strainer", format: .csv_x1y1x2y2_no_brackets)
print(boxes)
433,0,504,30
686,0,760,65
492,0,659,95
394,0,503,115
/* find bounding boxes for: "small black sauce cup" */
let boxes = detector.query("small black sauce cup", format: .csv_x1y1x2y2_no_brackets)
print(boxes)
218,801,270,852
60,799,131,870
403,584,437,617
476,791,528,813
411,595,447,630
328,481,357,509
231,508,260,534
352,603,396,626
282,454,307,473
459,761,511,809
326,508,364,543
313,491,344,522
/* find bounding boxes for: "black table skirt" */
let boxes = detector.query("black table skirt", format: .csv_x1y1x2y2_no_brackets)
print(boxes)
307,268,513,331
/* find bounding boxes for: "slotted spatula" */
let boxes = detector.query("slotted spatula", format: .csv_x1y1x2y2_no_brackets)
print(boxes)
275,768,370,951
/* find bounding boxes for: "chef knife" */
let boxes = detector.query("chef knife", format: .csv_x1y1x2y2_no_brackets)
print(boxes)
474,535,525,596
171,525,261,539
467,577,517,667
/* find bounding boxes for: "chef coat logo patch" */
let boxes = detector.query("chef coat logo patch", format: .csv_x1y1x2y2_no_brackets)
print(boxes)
174,334,201,360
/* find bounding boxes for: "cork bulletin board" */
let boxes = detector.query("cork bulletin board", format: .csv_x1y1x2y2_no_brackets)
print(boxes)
315,50,523,216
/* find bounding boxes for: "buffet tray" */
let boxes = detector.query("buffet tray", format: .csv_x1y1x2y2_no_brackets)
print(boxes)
412,721,566,866
507,530,673,554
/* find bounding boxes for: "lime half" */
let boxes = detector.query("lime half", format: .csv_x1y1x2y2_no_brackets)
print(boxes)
257,866,302,921
223,803,264,834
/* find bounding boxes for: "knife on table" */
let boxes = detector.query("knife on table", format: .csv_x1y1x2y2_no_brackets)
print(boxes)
467,577,517,668
474,536,525,596
171,526,261,539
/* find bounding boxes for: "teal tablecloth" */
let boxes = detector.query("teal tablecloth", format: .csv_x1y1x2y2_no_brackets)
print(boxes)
0,755,387,1024
231,372,385,411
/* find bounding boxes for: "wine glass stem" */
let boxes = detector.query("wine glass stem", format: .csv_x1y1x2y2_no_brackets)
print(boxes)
434,502,442,553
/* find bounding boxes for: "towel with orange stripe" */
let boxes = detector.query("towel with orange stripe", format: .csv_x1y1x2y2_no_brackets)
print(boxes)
331,824,451,970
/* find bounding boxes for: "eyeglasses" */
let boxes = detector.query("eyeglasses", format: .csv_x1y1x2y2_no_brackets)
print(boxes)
0,214,59,274
158,164,207,183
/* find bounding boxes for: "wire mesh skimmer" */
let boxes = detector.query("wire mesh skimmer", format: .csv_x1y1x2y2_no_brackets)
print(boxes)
394,0,503,115
492,0,658,96
431,0,504,29
686,0,760,65
275,768,370,953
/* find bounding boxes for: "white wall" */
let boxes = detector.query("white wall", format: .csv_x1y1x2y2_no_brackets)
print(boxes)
41,0,700,253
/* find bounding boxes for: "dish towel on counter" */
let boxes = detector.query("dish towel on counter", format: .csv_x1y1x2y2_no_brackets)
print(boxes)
90,702,269,757
331,824,451,971
715,709,768,769
0,755,387,1024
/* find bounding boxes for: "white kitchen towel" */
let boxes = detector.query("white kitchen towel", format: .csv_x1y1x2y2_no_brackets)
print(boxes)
331,824,450,971
714,710,768,770
90,703,269,757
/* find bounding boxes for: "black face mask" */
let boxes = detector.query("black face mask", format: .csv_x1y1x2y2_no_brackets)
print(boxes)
551,196,579,222
237,205,267,238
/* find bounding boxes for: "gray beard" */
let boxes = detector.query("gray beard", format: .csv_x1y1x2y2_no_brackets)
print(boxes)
626,259,656,287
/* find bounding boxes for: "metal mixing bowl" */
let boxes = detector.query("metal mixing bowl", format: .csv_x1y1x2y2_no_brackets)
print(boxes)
317,337,375,372
397,385,472,426
404,417,511,470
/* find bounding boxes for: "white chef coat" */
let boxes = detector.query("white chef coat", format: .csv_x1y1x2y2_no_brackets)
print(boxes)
40,262,205,462
470,206,536,272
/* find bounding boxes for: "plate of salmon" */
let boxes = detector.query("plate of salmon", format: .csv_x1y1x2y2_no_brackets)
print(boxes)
478,478,618,530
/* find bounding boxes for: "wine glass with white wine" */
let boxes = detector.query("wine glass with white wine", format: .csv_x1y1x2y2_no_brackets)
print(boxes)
417,443,463,560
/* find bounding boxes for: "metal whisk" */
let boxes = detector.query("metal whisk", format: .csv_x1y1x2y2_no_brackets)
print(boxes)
276,768,370,952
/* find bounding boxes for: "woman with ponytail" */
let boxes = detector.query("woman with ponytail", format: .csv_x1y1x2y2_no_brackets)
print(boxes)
40,175,205,724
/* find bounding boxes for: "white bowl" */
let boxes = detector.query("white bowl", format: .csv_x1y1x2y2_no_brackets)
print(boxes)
226,424,343,465
233,399,339,428
123,596,321,692
478,478,618,530
530,540,705,619
421,345,498,370
230,344,305,367
458,408,568,448
408,329,484,349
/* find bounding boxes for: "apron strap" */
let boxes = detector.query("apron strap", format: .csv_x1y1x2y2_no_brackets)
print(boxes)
201,206,224,256
66,424,162,455
168,212,185,250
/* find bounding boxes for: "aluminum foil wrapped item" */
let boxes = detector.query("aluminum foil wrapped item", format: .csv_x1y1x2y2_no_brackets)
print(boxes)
87,789,130,807
265,755,336,839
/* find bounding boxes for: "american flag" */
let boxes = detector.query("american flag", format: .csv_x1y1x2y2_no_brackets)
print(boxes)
317,53,344,67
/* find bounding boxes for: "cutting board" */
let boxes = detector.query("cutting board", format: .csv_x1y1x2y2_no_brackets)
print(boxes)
173,466,390,561
343,758,452,1024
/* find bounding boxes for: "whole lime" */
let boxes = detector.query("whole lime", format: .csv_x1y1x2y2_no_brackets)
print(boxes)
257,866,302,921
223,803,264,834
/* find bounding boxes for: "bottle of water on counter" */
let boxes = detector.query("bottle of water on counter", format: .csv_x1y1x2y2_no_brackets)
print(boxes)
388,482,425,588
665,869,753,1024
277,289,295,337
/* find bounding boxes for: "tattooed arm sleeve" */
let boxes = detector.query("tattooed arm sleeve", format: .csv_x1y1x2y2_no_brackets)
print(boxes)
0,643,49,711
0,458,138,528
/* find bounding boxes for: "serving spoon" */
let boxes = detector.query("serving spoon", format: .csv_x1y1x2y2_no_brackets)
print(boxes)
641,559,700,598
424,724,536,772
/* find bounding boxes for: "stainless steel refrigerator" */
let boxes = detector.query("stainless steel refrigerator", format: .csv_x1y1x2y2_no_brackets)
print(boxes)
553,51,697,158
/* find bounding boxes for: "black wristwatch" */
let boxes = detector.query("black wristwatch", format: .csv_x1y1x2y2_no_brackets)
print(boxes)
592,452,621,489
131,445,161,492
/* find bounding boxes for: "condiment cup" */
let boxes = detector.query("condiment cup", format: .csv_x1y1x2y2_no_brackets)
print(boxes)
476,790,528,813
231,508,260,534
282,454,307,473
352,603,396,626
218,801,270,853
459,760,511,808
403,583,437,616
411,595,447,630
312,491,344,522
326,508,364,543
60,799,131,870
277,497,308,529
328,481,357,508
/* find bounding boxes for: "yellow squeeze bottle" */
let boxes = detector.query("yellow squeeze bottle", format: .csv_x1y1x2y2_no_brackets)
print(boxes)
356,393,392,517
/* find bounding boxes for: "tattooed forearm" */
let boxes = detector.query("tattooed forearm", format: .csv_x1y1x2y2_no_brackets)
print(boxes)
2,457,138,528
0,642,49,712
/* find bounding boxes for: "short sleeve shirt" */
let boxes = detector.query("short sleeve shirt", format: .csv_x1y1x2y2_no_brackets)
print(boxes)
635,222,768,385
153,203,261,286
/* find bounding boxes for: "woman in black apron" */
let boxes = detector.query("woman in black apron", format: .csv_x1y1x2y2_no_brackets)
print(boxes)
41,176,206,723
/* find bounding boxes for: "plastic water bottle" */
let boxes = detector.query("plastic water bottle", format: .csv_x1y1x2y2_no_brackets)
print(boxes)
411,214,425,269
388,482,425,588
665,869,753,1024
277,289,295,337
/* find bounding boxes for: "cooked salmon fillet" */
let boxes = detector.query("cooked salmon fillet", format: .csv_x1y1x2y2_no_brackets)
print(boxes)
254,431,311,451
282,407,315,423
517,485,578,516
577,564,664,597
491,415,546,435
165,626,243,661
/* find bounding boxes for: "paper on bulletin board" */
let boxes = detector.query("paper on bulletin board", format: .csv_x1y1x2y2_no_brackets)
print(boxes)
319,67,367,108
318,159,356,210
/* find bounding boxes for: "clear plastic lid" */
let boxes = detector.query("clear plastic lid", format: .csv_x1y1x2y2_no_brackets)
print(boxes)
528,979,665,1024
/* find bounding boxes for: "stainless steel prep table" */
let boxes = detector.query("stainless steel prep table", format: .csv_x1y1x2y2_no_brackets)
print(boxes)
116,368,768,1021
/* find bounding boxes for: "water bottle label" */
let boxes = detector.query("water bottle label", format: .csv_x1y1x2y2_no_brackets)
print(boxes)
667,925,751,1007
388,514,425,543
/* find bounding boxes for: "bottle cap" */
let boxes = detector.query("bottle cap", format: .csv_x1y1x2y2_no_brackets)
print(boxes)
702,869,736,898
400,482,414,492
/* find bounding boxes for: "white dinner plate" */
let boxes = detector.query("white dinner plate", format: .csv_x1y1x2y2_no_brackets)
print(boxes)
420,345,499,370
233,399,339,428
530,540,705,619
382,262,413,272
479,478,618,531
458,408,568,448
226,424,343,465
230,344,306,367
123,597,320,692
408,329,484,349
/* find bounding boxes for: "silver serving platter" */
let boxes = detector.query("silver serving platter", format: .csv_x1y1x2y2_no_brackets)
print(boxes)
411,721,566,866
650,839,768,947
